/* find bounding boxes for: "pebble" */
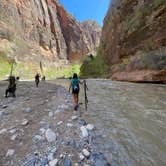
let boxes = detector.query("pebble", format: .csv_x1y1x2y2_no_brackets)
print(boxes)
2,105,7,109
22,119,29,126
0,111,4,118
33,135,44,143
57,121,63,125
10,134,18,141
90,152,111,166
49,111,54,117
63,159,72,166
71,116,78,120
45,129,56,142
82,149,90,157
0,129,7,134
80,126,89,138
24,107,33,113
79,119,87,126
41,157,49,166
6,149,15,157
67,123,74,127
40,128,46,134
49,159,58,166
48,148,57,161
79,153,85,161
60,154,64,159
86,124,94,131
9,128,17,134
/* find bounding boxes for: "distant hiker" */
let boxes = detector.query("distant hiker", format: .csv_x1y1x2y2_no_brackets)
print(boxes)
5,76,17,98
42,76,46,81
69,73,84,110
35,73,40,87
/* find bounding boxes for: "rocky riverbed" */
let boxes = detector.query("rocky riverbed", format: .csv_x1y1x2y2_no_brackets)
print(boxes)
0,81,110,166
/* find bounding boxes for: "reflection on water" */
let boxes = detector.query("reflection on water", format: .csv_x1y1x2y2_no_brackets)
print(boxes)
79,80,166,166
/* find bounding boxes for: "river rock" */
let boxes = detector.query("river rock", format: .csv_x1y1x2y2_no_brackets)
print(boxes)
90,152,111,166
71,116,78,120
24,107,33,113
79,119,87,126
48,148,57,161
2,105,7,109
79,153,85,161
40,128,46,134
67,123,73,127
80,126,89,138
9,128,17,134
86,124,94,131
22,119,29,126
6,149,15,157
45,129,56,142
63,159,72,166
33,135,44,143
0,128,7,134
10,134,18,141
49,159,58,166
57,121,63,125
82,149,90,157
41,157,49,166
0,111,4,118
49,111,54,117
66,139,77,148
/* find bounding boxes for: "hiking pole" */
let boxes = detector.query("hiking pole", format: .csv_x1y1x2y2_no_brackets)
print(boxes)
84,80,88,111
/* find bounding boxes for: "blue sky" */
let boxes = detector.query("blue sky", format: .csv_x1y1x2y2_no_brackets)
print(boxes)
59,0,111,26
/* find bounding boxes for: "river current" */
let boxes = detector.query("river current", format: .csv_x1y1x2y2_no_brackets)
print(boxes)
57,79,166,166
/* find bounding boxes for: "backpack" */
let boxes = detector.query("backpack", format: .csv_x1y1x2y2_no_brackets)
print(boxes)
72,79,80,91
73,84,79,91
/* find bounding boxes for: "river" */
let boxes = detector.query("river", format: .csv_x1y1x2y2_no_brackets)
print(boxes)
57,79,166,166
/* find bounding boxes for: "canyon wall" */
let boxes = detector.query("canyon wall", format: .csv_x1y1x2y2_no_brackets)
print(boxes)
0,0,101,65
100,0,166,82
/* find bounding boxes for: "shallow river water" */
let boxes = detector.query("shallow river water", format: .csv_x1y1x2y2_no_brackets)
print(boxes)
57,79,166,166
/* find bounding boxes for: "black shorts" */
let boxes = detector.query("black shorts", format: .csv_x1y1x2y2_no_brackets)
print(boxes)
72,88,79,94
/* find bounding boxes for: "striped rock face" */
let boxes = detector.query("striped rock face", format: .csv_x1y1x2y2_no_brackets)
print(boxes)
0,0,101,63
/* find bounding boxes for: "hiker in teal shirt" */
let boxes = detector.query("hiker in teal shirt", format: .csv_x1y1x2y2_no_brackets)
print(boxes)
69,73,84,110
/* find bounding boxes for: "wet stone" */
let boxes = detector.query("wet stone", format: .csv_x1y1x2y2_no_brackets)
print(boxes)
45,129,56,142
79,119,87,126
80,126,89,138
41,157,49,166
24,107,33,113
49,159,58,166
90,152,111,166
82,149,90,158
6,149,15,157
0,128,7,135
63,159,72,166
2,105,8,109
66,139,77,148
22,119,29,126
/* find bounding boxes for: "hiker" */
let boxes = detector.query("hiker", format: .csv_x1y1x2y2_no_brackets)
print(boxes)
42,76,46,81
69,73,84,110
5,76,17,98
35,73,40,87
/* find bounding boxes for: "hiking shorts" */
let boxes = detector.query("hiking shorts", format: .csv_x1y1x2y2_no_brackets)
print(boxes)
72,88,79,94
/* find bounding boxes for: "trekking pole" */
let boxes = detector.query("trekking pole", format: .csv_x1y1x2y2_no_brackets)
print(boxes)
84,80,88,111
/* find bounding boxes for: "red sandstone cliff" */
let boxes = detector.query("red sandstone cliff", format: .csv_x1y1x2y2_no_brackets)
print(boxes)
101,0,166,83
0,0,101,64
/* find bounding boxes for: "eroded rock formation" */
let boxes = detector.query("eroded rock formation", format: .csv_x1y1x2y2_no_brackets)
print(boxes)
101,0,166,83
0,0,101,64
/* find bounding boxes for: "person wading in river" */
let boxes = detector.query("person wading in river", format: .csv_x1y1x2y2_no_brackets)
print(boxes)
5,76,17,98
35,73,40,87
69,73,84,110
